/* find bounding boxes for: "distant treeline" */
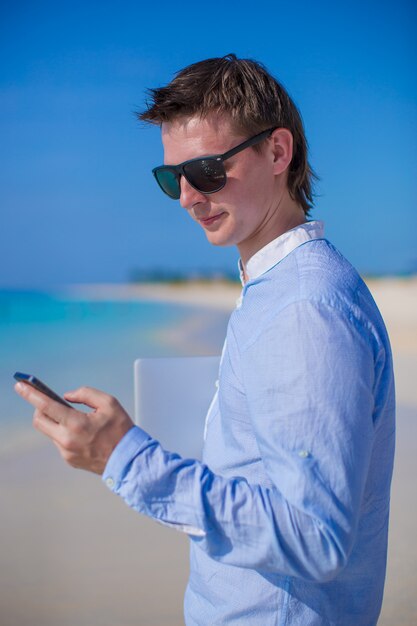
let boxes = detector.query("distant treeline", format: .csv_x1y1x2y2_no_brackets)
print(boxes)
129,268,417,284
129,268,240,284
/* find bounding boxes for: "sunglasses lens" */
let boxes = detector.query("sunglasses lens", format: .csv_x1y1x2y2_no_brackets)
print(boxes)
154,169,180,199
184,159,226,194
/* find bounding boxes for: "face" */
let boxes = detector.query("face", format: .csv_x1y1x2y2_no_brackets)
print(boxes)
161,114,288,263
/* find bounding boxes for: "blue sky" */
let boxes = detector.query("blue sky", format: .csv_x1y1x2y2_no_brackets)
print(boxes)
1,0,416,288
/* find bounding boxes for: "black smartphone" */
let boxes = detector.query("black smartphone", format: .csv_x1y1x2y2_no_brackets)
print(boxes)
14,372,72,408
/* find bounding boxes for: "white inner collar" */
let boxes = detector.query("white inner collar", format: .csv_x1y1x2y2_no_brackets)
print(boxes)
239,221,325,284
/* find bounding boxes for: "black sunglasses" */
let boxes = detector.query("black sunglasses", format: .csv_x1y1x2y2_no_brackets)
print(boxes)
152,127,276,200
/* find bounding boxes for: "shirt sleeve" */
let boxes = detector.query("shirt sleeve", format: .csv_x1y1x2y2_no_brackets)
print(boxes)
102,299,377,583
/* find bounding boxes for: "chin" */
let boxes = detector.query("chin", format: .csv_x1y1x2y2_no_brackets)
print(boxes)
205,232,235,248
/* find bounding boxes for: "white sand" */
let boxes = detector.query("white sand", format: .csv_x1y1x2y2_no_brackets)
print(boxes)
1,278,416,625
60,280,243,312
366,280,417,626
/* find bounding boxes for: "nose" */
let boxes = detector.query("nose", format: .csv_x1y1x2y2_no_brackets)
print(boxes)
179,175,207,210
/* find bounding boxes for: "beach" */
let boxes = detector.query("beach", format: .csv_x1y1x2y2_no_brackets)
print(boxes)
1,278,416,625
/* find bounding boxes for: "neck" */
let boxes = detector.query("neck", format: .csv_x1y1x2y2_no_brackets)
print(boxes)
238,191,306,268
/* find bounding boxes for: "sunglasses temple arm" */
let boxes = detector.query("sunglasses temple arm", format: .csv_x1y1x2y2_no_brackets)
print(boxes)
220,128,275,162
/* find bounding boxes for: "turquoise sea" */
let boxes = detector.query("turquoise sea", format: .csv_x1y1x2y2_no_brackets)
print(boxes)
0,290,225,443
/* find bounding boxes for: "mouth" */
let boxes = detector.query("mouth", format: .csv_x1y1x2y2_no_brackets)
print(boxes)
198,212,226,227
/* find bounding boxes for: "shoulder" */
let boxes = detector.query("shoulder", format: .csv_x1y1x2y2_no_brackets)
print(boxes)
292,239,367,306
239,238,366,311
231,239,389,352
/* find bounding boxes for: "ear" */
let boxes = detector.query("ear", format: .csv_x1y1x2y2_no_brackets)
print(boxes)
270,128,293,176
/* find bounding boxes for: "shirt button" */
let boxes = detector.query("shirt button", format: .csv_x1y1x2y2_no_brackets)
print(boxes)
105,477,115,488
298,450,310,458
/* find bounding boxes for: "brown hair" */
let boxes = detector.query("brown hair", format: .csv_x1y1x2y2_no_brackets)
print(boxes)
138,54,316,215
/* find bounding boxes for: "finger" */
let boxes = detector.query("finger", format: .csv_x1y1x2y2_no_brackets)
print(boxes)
33,406,60,425
63,386,115,410
15,382,73,424
51,438,84,470
33,409,62,441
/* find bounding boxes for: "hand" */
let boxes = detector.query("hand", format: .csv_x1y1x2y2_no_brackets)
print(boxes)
14,383,134,474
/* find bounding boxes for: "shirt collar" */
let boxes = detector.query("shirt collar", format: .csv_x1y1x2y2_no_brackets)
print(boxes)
238,220,325,284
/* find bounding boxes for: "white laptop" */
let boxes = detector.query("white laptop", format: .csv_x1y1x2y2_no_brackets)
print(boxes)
134,356,221,460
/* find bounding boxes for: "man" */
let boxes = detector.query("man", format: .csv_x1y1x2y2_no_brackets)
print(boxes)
15,54,395,625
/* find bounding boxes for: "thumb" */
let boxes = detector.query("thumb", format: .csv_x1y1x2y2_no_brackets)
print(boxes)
64,386,110,410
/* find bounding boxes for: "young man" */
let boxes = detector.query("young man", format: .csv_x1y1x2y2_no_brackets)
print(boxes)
15,55,395,625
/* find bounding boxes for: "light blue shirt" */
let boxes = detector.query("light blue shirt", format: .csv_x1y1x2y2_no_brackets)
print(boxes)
103,221,395,625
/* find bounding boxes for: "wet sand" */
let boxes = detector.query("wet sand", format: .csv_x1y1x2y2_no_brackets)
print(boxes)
1,278,416,625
